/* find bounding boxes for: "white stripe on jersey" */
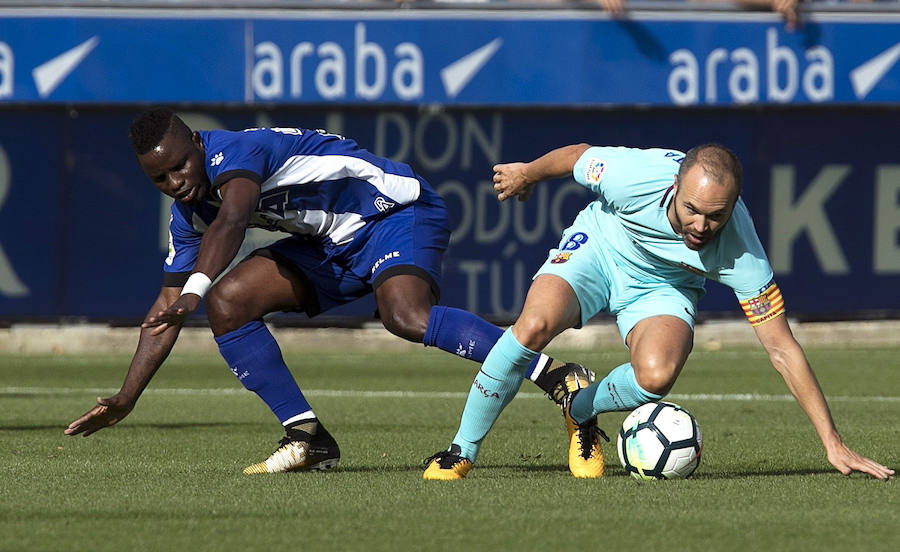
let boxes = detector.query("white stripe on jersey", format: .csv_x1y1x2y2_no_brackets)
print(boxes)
262,154,421,205
293,209,364,246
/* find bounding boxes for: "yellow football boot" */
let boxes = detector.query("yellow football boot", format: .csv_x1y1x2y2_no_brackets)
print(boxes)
422,445,473,480
563,387,609,479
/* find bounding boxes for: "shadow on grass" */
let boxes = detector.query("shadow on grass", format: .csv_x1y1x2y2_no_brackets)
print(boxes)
326,463,575,475
0,422,259,432
693,468,838,479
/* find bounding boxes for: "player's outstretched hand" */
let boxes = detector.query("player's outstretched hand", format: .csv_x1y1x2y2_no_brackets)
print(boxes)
142,293,201,335
493,162,536,202
64,393,134,437
827,441,894,480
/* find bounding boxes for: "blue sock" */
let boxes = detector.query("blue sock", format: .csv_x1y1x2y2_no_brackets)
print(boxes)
451,328,535,462
215,320,314,426
423,306,551,381
570,362,662,423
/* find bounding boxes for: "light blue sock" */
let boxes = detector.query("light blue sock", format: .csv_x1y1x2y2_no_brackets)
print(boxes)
451,328,536,462
569,362,662,423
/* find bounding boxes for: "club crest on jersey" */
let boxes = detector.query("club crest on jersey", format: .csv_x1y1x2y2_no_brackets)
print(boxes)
746,294,772,316
374,196,395,212
210,152,224,166
584,158,606,185
551,252,572,264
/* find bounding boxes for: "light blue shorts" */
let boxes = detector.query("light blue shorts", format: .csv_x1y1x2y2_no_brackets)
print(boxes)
534,208,701,344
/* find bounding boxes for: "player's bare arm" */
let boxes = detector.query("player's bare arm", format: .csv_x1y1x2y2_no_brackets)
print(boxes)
65,286,183,437
143,177,260,335
753,314,894,480
493,143,590,202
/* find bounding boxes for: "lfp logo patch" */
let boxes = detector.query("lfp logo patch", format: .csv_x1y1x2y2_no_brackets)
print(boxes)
551,252,572,264
584,158,606,185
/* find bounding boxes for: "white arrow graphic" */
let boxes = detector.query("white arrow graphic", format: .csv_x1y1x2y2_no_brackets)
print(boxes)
850,41,900,100
440,38,502,99
32,36,100,98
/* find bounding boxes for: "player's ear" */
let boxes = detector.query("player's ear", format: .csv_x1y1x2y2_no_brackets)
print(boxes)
192,131,204,152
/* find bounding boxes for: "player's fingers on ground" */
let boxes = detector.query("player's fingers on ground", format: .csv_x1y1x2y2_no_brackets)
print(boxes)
63,424,84,435
847,455,890,479
864,459,894,480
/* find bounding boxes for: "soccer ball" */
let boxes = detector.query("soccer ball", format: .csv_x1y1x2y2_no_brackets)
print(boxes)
617,401,702,480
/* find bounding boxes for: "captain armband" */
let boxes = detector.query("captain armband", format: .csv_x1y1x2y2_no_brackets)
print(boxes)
739,281,785,326
180,272,212,299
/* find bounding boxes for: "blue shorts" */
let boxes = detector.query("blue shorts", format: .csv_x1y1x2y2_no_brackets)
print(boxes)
254,179,450,316
534,208,701,344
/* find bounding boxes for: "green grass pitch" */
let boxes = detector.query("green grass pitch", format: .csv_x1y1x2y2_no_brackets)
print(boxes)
1,346,897,551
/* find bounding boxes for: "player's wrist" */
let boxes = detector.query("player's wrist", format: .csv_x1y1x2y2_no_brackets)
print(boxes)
180,272,212,299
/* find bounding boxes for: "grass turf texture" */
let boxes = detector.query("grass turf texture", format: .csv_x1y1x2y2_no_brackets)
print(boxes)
1,346,897,551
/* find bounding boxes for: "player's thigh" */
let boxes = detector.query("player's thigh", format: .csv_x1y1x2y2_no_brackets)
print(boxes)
207,253,315,332
512,274,583,350
625,314,694,394
263,237,374,316
531,219,612,332
361,193,449,332
373,272,437,341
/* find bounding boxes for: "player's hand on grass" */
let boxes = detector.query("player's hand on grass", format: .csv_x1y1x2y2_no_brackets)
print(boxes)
493,162,536,202
64,393,134,437
826,441,894,480
142,293,201,335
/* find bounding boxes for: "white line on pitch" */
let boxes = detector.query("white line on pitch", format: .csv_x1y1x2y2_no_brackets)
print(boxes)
2,387,899,403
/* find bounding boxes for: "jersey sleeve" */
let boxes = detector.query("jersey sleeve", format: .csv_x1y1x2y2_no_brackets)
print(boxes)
712,200,785,326
572,146,684,200
162,202,202,287
572,146,630,194
203,131,266,197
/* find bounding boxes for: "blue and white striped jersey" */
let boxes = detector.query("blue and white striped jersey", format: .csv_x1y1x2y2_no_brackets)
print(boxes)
164,127,424,275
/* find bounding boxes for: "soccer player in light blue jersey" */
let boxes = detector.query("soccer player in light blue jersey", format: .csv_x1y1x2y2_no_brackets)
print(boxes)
424,143,893,481
64,108,591,474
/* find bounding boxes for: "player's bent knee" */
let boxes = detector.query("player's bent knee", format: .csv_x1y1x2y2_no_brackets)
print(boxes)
511,316,554,351
381,307,429,343
206,282,255,335
632,358,680,396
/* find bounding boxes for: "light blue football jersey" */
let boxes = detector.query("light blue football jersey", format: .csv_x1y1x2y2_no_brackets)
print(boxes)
164,127,426,276
572,146,773,301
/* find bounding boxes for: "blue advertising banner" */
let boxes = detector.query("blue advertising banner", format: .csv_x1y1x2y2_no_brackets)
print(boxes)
0,107,898,320
0,11,899,105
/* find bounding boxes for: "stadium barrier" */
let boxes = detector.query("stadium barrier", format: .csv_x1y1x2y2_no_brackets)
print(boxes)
0,3,897,323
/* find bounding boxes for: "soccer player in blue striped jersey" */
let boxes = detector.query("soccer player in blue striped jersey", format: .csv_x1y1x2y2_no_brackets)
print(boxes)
64,108,590,474
423,143,893,481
